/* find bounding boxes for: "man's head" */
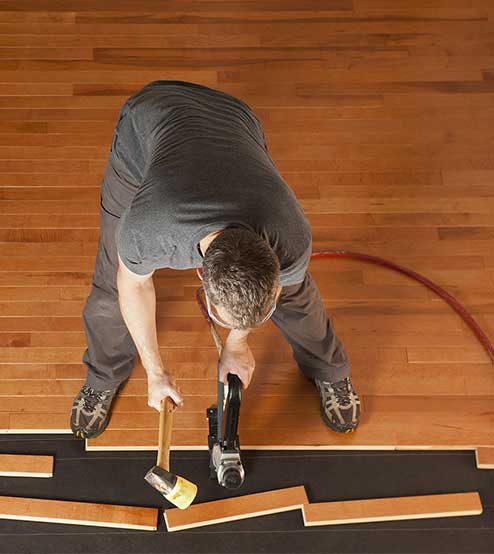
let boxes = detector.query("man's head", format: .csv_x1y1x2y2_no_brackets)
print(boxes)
202,228,281,330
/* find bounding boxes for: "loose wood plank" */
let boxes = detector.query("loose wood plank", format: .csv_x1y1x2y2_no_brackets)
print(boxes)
164,485,308,531
0,454,53,478
475,448,494,469
302,492,482,526
0,496,158,530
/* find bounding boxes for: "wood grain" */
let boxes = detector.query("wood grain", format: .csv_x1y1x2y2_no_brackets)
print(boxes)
302,492,482,526
0,496,158,530
0,0,493,457
0,454,54,477
164,485,308,531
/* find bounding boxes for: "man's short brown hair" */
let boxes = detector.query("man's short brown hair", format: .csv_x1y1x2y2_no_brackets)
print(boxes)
202,227,280,330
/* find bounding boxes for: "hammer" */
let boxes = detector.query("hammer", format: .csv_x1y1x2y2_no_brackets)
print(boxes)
144,396,198,510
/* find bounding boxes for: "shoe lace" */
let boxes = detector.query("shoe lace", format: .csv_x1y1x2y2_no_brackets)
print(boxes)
321,378,352,407
81,386,110,413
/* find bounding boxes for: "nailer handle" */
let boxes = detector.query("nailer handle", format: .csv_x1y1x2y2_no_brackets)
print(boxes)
157,396,175,471
221,373,242,449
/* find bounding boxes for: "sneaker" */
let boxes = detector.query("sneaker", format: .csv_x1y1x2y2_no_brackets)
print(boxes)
70,384,121,439
314,376,361,433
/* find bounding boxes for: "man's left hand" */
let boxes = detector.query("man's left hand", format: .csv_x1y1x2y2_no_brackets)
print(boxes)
219,334,255,390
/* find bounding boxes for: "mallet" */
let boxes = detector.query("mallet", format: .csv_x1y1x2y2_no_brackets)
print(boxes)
144,397,197,509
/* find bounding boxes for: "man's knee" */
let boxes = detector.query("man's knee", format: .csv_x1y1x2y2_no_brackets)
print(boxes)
82,288,120,321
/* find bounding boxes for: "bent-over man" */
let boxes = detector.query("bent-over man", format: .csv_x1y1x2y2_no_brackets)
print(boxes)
70,80,361,440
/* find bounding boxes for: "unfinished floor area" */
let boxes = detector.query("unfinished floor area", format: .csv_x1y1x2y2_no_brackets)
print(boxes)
2,435,494,553
1,0,494,453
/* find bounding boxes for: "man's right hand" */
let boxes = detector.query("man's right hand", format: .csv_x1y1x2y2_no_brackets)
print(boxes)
147,369,184,412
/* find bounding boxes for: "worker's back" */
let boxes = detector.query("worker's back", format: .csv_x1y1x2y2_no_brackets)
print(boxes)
107,80,311,286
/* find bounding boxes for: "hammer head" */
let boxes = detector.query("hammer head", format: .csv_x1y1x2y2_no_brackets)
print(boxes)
145,465,177,496
145,465,198,510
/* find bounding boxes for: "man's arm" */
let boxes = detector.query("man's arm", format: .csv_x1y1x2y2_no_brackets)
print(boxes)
116,252,184,410
218,282,284,389
220,328,255,389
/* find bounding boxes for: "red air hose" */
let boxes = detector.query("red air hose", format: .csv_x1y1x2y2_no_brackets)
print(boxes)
310,250,494,363
195,251,494,363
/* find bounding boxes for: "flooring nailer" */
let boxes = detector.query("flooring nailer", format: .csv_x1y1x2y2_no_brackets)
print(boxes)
196,286,245,490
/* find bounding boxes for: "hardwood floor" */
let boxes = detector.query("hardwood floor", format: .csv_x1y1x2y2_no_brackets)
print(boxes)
0,0,493,453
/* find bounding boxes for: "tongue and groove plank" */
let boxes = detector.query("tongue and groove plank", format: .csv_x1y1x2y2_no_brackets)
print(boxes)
164,488,481,531
164,486,308,531
0,455,53,478
84,396,494,451
0,364,481,396
3,395,493,450
85,428,494,452
302,492,482,526
0,414,9,431
0,0,354,11
0,328,480,349
475,448,494,469
0,496,158,530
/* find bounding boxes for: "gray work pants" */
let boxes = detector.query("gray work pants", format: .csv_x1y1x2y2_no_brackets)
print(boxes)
82,199,351,390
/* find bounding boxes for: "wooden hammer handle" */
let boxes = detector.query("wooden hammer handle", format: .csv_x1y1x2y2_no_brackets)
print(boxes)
157,396,175,471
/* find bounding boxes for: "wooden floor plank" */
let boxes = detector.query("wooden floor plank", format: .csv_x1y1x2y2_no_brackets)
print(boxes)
302,492,482,526
475,448,494,469
164,486,308,531
81,395,494,451
0,496,158,530
0,454,53,477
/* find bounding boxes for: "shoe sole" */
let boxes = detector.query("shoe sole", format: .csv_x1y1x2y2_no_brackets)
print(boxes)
319,399,359,434
309,376,361,434
71,378,129,440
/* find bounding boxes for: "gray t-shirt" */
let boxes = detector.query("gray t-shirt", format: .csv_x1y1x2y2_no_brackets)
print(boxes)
111,80,312,286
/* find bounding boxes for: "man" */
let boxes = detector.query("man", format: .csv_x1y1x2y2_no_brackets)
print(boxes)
71,80,361,440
